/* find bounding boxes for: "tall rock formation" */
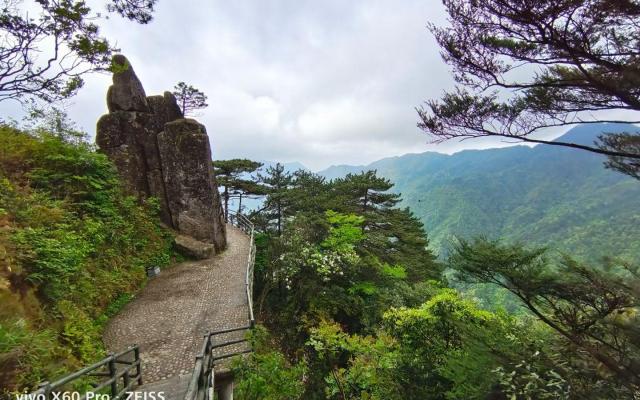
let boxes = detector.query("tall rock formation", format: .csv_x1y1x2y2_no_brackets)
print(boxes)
96,55,227,255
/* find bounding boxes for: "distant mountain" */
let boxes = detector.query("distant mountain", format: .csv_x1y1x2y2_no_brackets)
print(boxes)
321,163,370,180
318,123,640,262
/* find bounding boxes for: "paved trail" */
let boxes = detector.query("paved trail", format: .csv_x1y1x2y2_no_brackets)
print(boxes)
103,224,250,383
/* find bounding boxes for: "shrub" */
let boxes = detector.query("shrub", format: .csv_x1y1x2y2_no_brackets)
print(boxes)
0,124,175,392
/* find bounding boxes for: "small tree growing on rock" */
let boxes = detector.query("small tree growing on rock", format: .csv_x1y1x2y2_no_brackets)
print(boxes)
172,82,208,116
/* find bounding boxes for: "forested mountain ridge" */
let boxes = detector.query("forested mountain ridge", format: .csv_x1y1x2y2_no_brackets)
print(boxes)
318,123,640,262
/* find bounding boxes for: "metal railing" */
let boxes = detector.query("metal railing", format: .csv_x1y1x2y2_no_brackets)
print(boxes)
31,346,142,400
182,211,257,400
30,211,256,400
183,325,252,400
228,211,256,326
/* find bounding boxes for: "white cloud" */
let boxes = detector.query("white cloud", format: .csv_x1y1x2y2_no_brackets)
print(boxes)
3,0,583,171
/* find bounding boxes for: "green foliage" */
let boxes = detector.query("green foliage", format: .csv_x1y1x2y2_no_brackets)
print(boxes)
256,163,294,235
420,0,640,170
383,289,503,399
297,290,558,400
248,168,444,397
332,170,400,214
380,264,407,280
241,150,639,398
57,301,105,363
0,319,64,389
257,211,366,340
233,326,307,400
13,225,93,301
0,124,175,391
308,321,401,400
213,159,264,217
95,293,134,328
449,238,640,396
322,211,364,251
0,1,156,103
319,124,640,264
494,352,570,400
173,81,208,116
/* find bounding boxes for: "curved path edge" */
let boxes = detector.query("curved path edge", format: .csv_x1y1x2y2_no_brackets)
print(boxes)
103,224,250,383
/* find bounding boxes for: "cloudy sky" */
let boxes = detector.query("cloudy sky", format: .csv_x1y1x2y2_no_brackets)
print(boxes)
1,0,571,170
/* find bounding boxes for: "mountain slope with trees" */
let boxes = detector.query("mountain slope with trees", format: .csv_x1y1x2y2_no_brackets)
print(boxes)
232,163,639,399
0,121,176,392
319,123,640,262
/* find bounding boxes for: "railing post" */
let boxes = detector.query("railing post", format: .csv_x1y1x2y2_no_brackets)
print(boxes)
123,370,131,393
108,355,118,397
134,346,143,385
196,355,204,388
210,366,216,400
219,380,233,400
37,381,52,400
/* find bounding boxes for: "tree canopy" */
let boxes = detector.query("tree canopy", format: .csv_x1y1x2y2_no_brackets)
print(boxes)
0,0,157,104
172,81,208,116
213,159,264,220
230,163,639,398
419,0,640,177
256,163,294,235
449,238,640,392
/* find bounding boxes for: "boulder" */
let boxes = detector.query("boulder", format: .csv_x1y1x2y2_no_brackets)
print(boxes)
107,55,149,112
96,110,174,225
174,234,214,260
96,112,150,195
147,92,183,125
96,55,227,253
158,119,227,249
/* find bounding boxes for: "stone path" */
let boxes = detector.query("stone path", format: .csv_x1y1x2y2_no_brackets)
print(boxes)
103,224,251,384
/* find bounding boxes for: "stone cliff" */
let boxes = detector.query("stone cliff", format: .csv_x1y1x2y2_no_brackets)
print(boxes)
96,55,226,255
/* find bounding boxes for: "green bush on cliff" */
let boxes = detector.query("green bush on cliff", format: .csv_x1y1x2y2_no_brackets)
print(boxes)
0,124,175,391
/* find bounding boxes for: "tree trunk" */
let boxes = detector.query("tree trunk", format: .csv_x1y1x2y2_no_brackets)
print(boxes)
224,186,229,222
363,188,369,212
519,295,640,388
277,201,282,236
362,188,369,233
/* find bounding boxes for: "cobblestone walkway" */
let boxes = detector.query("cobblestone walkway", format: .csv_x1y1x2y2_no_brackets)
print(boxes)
103,224,251,383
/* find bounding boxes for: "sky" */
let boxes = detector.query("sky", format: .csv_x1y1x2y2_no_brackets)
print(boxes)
1,0,578,170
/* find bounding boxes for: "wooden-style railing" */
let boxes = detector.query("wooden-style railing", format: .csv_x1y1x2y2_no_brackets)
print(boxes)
31,346,142,400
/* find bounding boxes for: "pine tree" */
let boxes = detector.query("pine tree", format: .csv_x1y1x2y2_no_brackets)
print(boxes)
0,0,157,103
257,163,294,235
449,238,640,392
172,82,208,116
333,171,400,232
213,159,264,220
420,0,640,178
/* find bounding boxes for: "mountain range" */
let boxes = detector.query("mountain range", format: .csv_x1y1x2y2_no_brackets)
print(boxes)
316,123,640,263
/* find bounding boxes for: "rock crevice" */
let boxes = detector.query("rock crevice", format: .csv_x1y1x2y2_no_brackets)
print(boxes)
96,55,226,253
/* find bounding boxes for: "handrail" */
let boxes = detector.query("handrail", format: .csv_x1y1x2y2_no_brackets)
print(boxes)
183,211,256,400
228,211,256,326
31,346,142,400
183,325,252,400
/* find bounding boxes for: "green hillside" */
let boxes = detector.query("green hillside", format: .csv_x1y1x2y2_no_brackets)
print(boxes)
319,123,640,262
0,125,176,391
